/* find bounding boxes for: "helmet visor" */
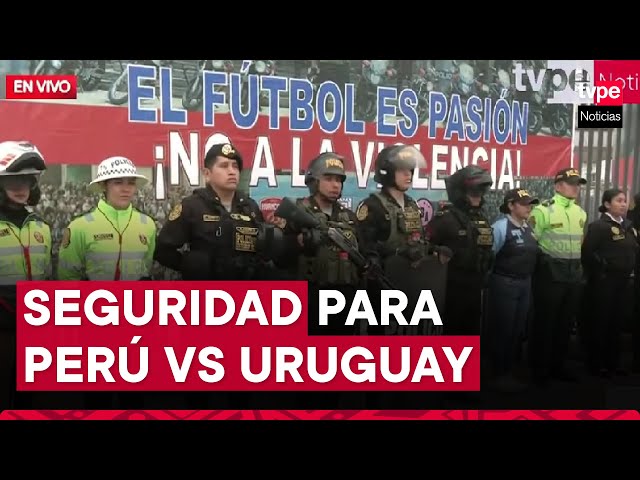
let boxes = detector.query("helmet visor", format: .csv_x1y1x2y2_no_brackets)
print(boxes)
388,145,427,171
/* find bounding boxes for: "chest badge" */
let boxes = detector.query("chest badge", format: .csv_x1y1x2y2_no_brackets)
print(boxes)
33,232,44,244
139,234,148,245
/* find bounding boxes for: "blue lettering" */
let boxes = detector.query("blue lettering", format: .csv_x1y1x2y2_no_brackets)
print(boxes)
493,98,511,145
344,83,365,134
397,89,418,138
511,101,529,145
127,64,157,123
444,95,465,141
261,76,288,130
483,98,492,142
316,81,343,134
202,71,227,127
230,73,259,129
376,87,397,136
159,67,187,125
464,96,483,142
289,79,314,131
428,92,448,139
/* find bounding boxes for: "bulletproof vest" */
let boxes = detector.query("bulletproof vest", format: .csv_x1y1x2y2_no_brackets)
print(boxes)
373,192,426,251
447,206,494,274
493,217,538,278
296,198,360,287
57,205,155,281
0,214,51,285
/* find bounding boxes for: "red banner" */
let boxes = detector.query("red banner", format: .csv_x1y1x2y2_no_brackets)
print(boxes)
0,100,570,178
16,281,480,392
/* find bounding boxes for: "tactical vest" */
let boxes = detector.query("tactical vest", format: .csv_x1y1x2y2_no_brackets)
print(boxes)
447,206,494,274
296,199,360,286
373,192,426,251
0,215,51,285
59,208,155,281
493,217,538,278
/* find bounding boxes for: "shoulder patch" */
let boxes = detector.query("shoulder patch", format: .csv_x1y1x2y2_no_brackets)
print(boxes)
61,228,71,249
168,203,182,221
356,202,369,221
579,218,585,228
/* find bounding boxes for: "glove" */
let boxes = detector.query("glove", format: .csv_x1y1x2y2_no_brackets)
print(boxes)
364,256,383,280
396,245,424,262
431,245,453,264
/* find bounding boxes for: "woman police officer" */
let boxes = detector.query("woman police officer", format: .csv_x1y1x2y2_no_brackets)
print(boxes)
0,141,51,409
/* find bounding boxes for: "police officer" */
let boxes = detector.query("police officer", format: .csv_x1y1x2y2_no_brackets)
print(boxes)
528,167,587,386
57,156,156,409
58,157,157,282
154,141,282,281
581,188,638,377
628,193,640,372
487,188,539,392
278,152,365,335
0,141,51,410
425,165,494,335
356,144,451,335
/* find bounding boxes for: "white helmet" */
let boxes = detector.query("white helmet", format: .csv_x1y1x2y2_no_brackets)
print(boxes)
0,141,46,176
88,156,148,193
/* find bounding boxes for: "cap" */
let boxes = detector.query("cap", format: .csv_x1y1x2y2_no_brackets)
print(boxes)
554,167,587,185
500,188,539,213
203,142,243,170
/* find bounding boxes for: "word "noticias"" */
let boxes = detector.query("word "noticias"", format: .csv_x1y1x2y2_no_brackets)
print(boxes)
5,75,78,100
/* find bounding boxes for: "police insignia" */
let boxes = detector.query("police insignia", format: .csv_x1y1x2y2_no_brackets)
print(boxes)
168,204,182,221
34,232,44,244
61,228,71,249
221,144,234,156
611,226,620,235
356,203,368,221
139,234,148,245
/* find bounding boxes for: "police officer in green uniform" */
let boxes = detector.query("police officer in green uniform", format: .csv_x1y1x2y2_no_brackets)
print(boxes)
0,141,51,410
154,141,283,281
58,157,157,282
356,144,451,335
425,165,494,335
528,167,588,386
278,152,366,335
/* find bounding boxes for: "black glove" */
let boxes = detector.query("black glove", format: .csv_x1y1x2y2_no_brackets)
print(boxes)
301,228,326,256
364,256,383,280
396,245,424,262
431,245,453,260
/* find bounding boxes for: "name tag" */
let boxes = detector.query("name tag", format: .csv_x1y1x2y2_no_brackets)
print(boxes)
550,223,563,229
94,233,114,241
203,214,220,222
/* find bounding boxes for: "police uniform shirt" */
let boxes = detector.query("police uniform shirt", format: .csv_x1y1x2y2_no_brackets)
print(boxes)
581,213,639,277
491,214,538,278
57,199,157,281
154,185,264,275
356,189,426,259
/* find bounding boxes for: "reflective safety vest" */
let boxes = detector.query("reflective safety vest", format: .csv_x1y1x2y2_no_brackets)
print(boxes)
530,192,586,282
57,199,157,281
0,213,51,285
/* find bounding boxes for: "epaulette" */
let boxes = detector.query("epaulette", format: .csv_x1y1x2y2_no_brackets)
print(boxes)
68,208,98,225
133,207,157,226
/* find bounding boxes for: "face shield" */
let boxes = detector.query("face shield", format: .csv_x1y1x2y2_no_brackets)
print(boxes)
388,145,427,171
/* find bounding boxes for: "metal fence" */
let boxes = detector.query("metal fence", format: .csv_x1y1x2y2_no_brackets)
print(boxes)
576,104,640,219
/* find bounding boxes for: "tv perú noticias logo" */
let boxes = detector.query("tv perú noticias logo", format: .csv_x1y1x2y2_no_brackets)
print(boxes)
576,78,624,129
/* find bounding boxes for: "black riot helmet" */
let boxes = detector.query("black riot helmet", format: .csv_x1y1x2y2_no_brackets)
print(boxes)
374,144,426,188
0,141,47,207
304,152,347,196
444,165,493,208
